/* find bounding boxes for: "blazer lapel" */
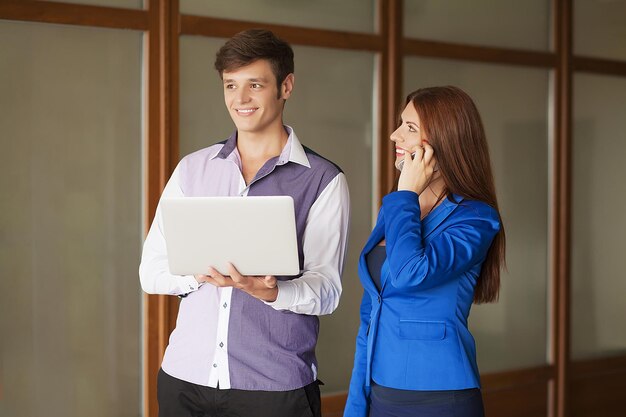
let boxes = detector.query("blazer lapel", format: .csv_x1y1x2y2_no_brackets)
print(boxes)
358,210,386,293
422,194,465,240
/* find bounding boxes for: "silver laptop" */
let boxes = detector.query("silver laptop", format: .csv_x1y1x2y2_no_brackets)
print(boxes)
161,196,300,276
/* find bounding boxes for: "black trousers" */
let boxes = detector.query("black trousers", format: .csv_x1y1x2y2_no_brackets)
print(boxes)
157,368,321,417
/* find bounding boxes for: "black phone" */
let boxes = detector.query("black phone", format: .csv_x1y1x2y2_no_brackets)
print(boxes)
395,153,416,170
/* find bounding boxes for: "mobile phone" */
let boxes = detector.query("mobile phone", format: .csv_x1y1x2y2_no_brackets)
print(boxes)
395,153,416,171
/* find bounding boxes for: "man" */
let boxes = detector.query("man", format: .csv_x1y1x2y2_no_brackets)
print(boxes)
139,29,350,417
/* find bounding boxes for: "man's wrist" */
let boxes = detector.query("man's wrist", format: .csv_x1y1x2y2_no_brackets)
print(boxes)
256,286,278,302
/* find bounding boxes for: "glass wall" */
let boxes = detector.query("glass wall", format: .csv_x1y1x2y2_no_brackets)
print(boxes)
179,36,232,155
180,0,376,33
0,21,143,417
403,0,551,51
571,73,626,360
574,0,626,61
179,36,376,392
404,57,551,372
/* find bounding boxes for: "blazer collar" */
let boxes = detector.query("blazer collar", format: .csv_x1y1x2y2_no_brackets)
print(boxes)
365,193,465,247
422,194,464,239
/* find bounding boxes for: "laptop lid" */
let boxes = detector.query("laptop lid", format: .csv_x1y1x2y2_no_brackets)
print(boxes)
160,196,300,276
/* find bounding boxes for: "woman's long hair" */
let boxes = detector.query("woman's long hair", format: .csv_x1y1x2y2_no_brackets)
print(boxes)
407,86,505,303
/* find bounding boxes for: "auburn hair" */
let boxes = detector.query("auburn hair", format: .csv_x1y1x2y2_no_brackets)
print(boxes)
406,86,506,303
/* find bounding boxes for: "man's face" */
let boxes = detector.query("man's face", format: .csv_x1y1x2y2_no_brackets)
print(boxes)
222,59,293,137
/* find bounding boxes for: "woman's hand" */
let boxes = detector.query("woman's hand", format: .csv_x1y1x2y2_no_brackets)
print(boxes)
397,141,437,194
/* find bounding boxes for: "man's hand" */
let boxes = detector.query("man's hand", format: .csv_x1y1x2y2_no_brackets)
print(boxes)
196,263,278,302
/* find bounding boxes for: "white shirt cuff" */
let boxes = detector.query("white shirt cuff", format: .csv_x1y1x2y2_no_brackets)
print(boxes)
179,275,200,294
264,280,297,310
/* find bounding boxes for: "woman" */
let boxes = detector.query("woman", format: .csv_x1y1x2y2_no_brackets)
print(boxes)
344,86,505,417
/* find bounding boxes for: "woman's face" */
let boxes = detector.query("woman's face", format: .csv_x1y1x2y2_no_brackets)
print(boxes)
390,102,424,169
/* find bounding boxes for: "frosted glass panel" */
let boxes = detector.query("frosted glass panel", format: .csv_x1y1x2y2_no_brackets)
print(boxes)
404,0,551,51
179,37,233,153
40,0,142,8
180,0,375,33
404,57,550,372
0,21,142,417
571,74,626,360
574,0,626,61
180,36,375,392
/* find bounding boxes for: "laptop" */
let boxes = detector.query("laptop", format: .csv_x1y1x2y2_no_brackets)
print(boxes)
160,196,300,277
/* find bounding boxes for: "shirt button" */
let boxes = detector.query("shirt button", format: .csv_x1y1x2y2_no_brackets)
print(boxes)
213,363,217,368
219,342,224,348
223,303,228,308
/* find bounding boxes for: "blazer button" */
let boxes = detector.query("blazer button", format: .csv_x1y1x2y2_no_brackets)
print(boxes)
377,296,381,303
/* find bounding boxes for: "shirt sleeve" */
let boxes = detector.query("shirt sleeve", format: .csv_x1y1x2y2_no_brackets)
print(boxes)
139,163,201,295
264,173,351,315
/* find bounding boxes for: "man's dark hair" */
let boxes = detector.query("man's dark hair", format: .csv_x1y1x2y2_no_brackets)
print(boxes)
215,29,294,96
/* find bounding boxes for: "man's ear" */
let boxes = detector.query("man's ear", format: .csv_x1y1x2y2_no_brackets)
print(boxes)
280,73,295,100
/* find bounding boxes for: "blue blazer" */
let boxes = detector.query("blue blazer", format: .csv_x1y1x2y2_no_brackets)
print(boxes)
344,191,500,417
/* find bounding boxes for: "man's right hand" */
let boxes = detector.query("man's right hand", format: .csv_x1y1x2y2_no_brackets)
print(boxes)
194,274,209,284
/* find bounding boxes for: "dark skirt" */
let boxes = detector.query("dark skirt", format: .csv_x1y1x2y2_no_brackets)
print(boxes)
369,382,485,417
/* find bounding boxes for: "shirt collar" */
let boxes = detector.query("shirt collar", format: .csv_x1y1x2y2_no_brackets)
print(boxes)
212,125,311,169
280,125,311,168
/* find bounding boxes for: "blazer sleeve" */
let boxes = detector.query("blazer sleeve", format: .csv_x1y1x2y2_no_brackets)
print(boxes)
343,290,372,417
382,191,500,290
